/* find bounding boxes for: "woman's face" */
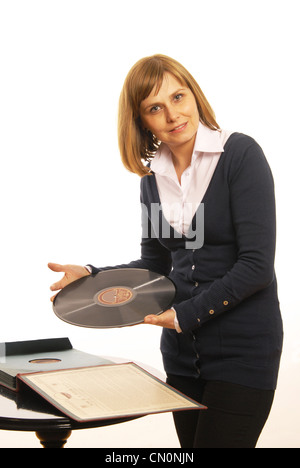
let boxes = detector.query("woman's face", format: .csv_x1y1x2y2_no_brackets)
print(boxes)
139,73,199,155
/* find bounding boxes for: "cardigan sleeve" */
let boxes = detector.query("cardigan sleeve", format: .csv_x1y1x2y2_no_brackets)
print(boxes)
174,139,278,334
87,237,172,277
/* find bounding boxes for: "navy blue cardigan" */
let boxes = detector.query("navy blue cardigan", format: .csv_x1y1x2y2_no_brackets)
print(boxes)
89,133,283,390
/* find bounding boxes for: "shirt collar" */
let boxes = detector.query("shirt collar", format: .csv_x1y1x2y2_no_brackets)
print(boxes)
150,121,225,175
193,121,224,153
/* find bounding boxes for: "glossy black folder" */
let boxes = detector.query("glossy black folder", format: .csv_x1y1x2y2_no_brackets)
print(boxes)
0,338,205,422
0,337,111,391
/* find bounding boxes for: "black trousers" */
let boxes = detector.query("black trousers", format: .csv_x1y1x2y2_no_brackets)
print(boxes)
167,374,274,448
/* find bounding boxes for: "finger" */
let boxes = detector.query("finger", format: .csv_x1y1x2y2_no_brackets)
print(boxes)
50,293,58,302
144,315,159,325
50,278,66,291
50,283,60,292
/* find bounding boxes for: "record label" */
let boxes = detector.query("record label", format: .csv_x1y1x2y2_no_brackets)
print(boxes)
96,287,135,307
53,268,176,329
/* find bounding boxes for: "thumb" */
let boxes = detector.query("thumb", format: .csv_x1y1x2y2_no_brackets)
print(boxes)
48,262,65,272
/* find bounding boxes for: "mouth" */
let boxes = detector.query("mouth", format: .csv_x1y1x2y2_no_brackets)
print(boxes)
169,122,188,133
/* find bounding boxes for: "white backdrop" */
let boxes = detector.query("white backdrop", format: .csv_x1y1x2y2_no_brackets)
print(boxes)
0,0,299,448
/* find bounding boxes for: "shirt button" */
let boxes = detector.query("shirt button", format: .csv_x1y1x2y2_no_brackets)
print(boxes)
192,265,195,270
209,309,215,315
195,282,199,287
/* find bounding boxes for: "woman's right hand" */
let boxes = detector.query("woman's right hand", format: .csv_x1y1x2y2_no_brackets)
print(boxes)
48,262,91,302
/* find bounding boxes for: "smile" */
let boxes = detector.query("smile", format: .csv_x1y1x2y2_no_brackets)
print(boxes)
169,122,188,133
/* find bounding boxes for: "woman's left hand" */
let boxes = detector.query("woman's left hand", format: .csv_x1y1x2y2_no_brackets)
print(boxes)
144,309,176,329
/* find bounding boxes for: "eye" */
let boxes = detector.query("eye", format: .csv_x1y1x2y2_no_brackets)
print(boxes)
174,93,183,101
149,105,161,114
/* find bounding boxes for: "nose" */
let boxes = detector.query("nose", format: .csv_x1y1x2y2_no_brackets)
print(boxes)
165,104,179,123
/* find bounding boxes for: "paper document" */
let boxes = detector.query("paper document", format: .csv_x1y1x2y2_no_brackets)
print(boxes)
18,363,203,422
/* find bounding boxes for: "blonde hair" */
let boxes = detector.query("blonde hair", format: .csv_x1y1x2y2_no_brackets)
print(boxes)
118,54,219,177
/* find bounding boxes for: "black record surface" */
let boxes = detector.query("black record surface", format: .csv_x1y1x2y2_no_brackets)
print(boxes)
53,269,176,328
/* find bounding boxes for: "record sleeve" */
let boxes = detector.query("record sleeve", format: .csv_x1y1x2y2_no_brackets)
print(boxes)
53,269,176,329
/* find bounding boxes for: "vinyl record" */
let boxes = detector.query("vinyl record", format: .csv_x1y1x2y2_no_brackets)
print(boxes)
53,269,176,328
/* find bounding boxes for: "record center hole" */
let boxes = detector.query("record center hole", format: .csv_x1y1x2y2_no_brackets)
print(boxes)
29,358,62,364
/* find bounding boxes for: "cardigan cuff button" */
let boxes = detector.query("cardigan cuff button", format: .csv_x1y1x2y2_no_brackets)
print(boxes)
209,309,215,315
223,300,229,306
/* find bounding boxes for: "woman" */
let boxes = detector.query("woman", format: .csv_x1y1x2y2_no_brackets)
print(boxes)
49,54,283,448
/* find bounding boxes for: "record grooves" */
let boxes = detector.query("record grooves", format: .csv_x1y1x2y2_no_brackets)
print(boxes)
53,269,176,328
